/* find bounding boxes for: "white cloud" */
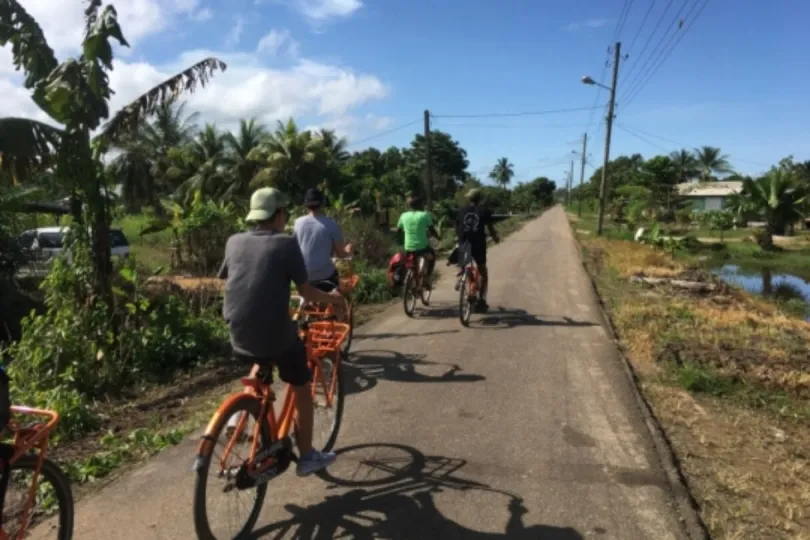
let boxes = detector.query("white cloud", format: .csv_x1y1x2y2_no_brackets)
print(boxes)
258,0,363,22
256,29,300,57
564,18,613,32
190,7,213,21
225,16,246,47
0,1,388,142
303,113,395,142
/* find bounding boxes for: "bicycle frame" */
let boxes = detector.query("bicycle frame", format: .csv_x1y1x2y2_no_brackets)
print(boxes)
1,406,61,537
195,324,345,470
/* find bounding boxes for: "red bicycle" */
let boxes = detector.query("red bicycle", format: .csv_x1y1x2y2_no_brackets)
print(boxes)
401,253,433,317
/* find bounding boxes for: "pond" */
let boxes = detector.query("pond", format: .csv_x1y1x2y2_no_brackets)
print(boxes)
713,265,810,321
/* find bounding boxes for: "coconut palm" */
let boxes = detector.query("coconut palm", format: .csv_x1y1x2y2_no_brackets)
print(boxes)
221,118,266,201
249,119,326,201
741,169,810,249
489,157,515,190
694,146,732,182
170,124,231,205
669,149,698,183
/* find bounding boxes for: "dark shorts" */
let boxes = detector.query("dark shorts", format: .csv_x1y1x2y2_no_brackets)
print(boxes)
470,243,487,268
311,271,340,292
234,337,310,386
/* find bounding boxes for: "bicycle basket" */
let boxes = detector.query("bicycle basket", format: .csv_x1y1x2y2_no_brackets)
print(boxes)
307,322,351,352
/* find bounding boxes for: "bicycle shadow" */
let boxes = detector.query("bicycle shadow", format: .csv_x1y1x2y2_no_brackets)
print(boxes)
416,306,597,330
250,443,586,539
341,350,485,396
354,329,461,341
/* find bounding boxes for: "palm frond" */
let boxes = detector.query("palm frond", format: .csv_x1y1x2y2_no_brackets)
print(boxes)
97,57,226,145
0,0,59,89
0,117,63,184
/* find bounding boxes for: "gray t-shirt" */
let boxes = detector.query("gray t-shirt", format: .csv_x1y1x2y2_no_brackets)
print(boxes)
293,214,343,282
218,230,307,358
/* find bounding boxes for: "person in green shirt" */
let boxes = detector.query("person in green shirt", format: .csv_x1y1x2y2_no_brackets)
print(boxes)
396,194,439,287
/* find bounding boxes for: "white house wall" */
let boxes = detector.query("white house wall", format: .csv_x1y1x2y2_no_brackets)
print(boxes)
704,196,724,210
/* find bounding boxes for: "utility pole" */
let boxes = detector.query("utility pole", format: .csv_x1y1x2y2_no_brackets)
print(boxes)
566,161,574,206
577,132,588,217
596,41,621,236
423,110,433,209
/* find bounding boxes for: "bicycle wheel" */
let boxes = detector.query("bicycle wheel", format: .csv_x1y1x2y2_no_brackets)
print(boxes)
193,396,271,540
3,455,74,540
312,352,345,453
402,271,416,317
459,271,473,327
340,302,354,356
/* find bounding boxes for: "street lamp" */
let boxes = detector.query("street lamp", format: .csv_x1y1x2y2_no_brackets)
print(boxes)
580,75,611,91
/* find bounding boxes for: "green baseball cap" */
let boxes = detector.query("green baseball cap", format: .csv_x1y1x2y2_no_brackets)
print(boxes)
245,187,289,222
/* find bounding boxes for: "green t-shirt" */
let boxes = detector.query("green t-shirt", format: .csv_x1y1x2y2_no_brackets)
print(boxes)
397,210,433,251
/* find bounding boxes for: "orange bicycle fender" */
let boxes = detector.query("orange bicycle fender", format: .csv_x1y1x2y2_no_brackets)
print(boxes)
195,393,259,458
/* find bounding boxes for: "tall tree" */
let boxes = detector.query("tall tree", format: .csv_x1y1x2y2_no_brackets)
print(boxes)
222,117,266,201
0,0,225,304
489,157,515,190
669,149,698,183
741,169,809,248
694,146,732,181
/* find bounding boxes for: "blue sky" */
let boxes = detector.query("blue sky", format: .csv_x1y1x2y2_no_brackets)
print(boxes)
3,0,808,188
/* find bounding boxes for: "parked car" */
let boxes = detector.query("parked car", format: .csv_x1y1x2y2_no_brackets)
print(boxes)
16,227,131,263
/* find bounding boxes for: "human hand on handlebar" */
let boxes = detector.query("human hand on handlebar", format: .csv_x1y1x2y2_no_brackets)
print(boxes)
328,289,347,318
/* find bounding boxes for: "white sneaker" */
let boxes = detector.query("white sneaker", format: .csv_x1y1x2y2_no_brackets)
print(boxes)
296,449,336,477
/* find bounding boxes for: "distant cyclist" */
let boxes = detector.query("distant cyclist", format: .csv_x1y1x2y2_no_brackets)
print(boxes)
456,188,499,313
396,193,439,287
293,188,352,292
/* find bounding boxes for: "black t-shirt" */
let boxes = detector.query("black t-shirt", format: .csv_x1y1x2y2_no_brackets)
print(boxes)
456,205,493,247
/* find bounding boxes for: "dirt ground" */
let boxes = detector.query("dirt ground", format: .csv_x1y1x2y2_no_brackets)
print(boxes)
574,225,810,539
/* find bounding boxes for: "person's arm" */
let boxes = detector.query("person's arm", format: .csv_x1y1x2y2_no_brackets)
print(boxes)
455,210,464,242
288,239,344,307
396,214,405,246
426,213,439,239
485,210,500,243
330,219,352,258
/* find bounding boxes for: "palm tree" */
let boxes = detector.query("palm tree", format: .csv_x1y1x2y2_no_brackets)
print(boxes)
171,124,230,205
314,128,349,193
741,169,810,249
489,157,515,190
222,118,266,201
669,149,698,183
109,100,200,212
694,146,732,182
249,119,326,201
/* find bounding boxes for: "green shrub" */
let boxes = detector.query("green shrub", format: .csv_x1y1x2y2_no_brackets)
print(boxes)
341,217,395,267
6,247,227,439
353,260,394,304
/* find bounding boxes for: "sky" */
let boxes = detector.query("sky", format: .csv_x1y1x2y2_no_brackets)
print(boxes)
2,0,809,189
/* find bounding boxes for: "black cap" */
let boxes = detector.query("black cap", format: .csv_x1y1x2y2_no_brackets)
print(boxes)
303,188,325,207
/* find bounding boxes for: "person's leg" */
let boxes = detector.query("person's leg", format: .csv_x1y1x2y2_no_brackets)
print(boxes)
276,338,336,476
423,247,436,283
472,246,489,310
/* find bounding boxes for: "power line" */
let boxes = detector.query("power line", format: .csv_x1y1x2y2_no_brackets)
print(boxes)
621,0,693,102
430,105,602,119
436,122,591,129
619,0,675,92
346,119,420,148
623,0,709,108
616,122,671,152
626,0,658,55
613,0,634,42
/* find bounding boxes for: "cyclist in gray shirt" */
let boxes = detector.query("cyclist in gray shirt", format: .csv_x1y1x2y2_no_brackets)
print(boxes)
218,187,345,476
293,188,352,291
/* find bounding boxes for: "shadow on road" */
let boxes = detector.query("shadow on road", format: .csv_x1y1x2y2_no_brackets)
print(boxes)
355,329,461,341
342,350,485,396
251,442,586,539
416,306,597,330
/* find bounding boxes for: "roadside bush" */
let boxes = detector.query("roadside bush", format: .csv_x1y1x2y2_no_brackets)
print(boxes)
353,259,394,304
341,216,395,267
5,247,227,439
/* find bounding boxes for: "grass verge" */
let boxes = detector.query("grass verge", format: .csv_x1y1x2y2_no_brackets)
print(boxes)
570,213,810,540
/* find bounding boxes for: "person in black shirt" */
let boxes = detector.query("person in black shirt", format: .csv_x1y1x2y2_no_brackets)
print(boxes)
456,188,500,312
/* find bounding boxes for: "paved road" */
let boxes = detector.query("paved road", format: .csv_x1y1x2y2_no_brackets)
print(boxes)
35,207,688,539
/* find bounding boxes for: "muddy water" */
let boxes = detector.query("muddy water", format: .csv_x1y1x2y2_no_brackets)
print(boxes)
713,264,810,321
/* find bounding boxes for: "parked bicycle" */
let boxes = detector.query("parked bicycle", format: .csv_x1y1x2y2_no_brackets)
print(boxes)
0,406,74,540
192,317,350,540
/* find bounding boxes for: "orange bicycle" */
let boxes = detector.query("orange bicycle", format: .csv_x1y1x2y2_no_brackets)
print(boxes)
192,317,350,540
402,253,433,317
457,244,481,327
0,406,74,540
